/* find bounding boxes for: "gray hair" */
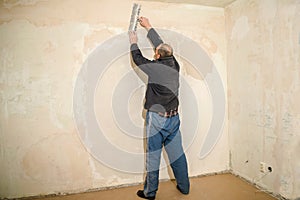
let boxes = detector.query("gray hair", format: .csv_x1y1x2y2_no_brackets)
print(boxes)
157,43,173,58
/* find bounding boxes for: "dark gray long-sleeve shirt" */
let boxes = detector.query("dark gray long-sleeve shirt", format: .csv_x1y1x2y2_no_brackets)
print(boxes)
130,28,180,113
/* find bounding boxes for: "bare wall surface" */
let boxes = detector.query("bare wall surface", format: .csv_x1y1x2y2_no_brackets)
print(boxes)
0,0,228,198
226,0,300,199
139,0,236,7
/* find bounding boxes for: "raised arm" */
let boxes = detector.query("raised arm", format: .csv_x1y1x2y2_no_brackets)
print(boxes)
129,31,154,75
139,17,163,49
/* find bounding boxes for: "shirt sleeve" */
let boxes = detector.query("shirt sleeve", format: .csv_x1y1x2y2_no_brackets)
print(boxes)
147,28,164,49
130,43,154,76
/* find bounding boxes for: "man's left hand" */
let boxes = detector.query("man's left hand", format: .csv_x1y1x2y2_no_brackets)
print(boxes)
129,31,138,44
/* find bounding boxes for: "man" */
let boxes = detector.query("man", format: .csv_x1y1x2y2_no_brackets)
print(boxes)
129,17,190,200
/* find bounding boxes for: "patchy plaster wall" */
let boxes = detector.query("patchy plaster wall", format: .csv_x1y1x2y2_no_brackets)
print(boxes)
226,0,300,199
0,0,228,198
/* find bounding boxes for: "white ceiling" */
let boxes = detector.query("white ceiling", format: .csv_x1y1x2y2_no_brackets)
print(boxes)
139,0,236,8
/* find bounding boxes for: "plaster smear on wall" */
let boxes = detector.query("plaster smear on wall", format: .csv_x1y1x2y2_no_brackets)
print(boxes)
0,19,95,197
226,0,300,199
21,133,92,192
0,0,228,198
230,16,249,40
2,0,42,9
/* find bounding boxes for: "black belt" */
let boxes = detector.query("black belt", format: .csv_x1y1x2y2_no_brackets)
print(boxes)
158,109,178,118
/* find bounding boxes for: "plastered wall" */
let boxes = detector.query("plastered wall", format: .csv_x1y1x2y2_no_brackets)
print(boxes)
226,0,300,199
0,0,228,198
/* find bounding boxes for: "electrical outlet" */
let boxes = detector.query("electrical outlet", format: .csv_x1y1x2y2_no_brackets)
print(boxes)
260,162,266,173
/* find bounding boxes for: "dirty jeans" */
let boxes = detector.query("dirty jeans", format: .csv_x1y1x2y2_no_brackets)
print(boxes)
143,111,190,197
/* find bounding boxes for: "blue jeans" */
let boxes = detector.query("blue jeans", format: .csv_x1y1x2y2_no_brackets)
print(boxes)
143,111,190,197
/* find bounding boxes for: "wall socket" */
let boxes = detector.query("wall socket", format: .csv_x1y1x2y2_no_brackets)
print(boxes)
260,162,273,173
260,162,266,173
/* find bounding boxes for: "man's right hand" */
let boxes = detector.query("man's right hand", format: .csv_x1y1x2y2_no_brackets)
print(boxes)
139,17,152,31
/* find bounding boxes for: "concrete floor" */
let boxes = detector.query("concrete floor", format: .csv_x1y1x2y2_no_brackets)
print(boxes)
34,174,277,200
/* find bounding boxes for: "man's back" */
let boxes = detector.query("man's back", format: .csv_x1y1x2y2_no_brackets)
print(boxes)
130,28,180,112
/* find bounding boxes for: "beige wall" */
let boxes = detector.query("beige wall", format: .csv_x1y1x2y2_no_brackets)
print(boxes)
226,0,300,199
0,0,228,198
1,0,299,199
